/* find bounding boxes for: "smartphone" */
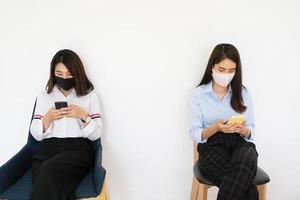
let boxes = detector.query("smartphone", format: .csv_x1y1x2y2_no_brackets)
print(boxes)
55,101,68,109
224,115,245,125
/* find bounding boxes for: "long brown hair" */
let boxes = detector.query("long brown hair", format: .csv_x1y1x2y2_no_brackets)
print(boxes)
198,43,246,113
46,49,94,96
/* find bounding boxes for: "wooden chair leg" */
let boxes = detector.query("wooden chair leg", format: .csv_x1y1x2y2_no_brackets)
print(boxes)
197,183,208,200
190,176,199,200
98,178,107,200
257,184,267,200
79,178,107,200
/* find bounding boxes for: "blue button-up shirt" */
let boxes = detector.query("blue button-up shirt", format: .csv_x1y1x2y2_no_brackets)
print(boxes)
189,81,255,144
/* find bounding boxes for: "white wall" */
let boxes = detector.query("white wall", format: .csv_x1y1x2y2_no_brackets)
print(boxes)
1,0,300,199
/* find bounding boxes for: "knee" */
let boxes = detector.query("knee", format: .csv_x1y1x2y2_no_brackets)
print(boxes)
247,147,258,162
235,147,257,166
245,147,257,163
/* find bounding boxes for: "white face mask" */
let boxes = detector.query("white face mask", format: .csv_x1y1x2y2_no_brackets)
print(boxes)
212,69,235,87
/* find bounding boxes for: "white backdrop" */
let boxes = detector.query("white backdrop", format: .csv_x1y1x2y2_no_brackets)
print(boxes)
1,0,300,199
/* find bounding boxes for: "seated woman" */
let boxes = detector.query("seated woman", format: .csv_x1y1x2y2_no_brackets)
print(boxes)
30,49,103,200
189,44,258,200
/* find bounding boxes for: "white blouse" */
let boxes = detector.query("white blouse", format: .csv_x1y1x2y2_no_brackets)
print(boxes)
30,85,103,141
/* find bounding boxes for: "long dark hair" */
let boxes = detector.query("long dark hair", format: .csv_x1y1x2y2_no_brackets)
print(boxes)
46,49,94,96
198,43,246,113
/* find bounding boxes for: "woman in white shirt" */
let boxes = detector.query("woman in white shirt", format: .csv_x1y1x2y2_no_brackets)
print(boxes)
30,49,103,200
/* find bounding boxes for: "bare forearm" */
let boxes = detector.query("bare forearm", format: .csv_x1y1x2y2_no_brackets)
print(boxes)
201,123,219,140
42,117,51,133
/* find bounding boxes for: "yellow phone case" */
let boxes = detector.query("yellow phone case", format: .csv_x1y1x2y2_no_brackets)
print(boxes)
227,115,245,124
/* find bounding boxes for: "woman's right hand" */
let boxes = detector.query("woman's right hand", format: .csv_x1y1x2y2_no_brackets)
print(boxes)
202,119,239,140
215,120,238,134
44,108,68,122
42,109,68,132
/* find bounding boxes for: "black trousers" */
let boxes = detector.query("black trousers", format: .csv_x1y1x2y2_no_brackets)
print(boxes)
198,132,258,200
30,137,93,200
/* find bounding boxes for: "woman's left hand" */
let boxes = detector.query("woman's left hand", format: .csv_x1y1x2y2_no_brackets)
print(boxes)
233,124,250,137
62,104,88,121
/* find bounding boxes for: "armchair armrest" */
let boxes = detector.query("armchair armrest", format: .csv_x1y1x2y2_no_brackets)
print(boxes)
0,144,33,194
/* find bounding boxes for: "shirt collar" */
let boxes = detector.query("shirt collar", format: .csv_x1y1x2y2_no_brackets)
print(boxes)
203,81,232,94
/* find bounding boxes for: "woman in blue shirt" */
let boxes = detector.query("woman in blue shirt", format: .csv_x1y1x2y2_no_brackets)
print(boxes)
189,44,258,200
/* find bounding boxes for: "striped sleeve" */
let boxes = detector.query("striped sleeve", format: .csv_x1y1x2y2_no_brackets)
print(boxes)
30,93,52,141
81,92,103,141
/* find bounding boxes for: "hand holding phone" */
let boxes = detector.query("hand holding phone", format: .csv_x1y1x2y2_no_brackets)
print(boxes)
43,102,69,128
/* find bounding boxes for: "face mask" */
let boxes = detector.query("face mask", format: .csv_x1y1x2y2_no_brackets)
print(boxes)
212,69,235,87
54,76,75,91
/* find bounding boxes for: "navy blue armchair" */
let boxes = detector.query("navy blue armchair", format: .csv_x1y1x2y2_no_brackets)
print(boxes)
0,100,106,200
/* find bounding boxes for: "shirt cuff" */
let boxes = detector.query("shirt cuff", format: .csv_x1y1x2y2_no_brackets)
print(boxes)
30,119,52,141
191,128,206,143
81,119,97,138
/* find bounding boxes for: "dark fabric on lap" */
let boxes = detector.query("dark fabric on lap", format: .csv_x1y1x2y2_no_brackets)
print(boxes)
197,132,259,200
30,137,93,200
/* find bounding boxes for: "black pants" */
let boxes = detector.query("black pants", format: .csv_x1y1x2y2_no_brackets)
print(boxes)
198,132,258,200
30,137,93,200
